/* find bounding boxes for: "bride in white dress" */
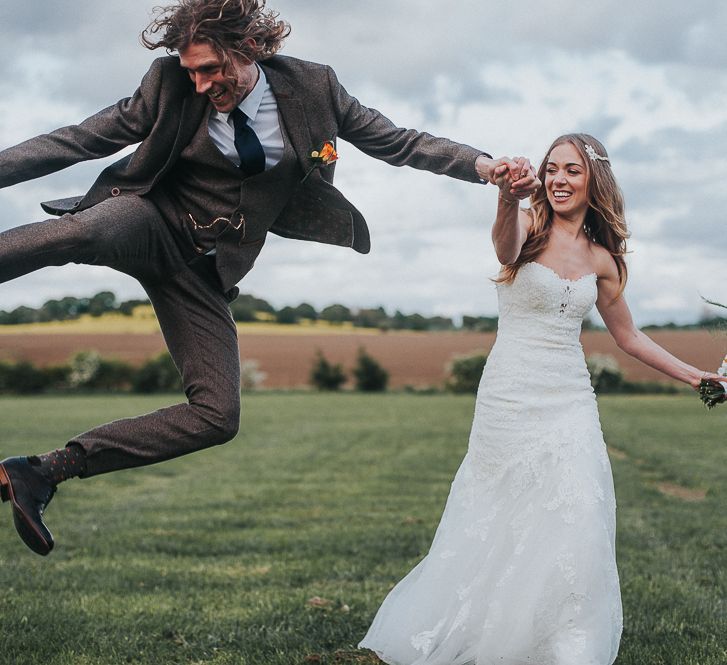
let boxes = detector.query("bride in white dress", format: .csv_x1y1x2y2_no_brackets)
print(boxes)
359,134,720,665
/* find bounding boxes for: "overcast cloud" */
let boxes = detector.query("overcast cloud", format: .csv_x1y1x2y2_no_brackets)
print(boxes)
0,0,725,324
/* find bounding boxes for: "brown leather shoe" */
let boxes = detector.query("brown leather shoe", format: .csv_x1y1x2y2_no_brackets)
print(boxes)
0,457,56,555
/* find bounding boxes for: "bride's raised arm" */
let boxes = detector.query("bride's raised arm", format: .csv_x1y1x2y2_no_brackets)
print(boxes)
490,162,534,265
595,254,720,389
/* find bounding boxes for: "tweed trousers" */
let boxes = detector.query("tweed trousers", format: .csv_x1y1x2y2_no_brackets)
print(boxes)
0,195,241,477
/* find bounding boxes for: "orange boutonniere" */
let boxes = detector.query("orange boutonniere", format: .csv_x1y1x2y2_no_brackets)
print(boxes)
302,140,339,182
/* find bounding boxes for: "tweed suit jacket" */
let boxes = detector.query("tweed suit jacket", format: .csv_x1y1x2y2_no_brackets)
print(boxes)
0,54,486,260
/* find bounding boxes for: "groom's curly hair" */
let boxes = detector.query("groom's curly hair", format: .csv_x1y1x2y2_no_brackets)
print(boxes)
141,0,290,63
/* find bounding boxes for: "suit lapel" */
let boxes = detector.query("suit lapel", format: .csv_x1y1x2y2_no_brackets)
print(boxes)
261,62,314,174
168,92,209,165
147,90,208,191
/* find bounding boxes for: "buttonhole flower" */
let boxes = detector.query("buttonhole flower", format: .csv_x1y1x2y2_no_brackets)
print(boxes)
302,140,339,183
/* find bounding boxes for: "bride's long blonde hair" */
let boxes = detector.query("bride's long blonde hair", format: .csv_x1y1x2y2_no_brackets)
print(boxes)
498,133,629,296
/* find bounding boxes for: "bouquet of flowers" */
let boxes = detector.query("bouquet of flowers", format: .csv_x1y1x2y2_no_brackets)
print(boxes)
699,354,727,409
698,297,727,409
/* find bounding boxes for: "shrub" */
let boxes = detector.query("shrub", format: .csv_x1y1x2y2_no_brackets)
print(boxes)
240,359,266,391
446,352,487,394
229,294,276,322
132,352,183,393
0,306,40,325
353,347,388,392
0,360,51,394
275,306,298,324
229,302,257,322
68,351,102,389
43,365,72,390
620,380,681,394
461,315,498,332
320,304,352,324
294,303,318,321
352,307,387,329
586,354,624,394
92,360,135,391
88,291,118,317
310,351,347,391
118,299,150,316
67,351,135,391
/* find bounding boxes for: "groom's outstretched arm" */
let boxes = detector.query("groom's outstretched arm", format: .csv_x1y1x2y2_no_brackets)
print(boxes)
0,58,165,189
325,66,489,184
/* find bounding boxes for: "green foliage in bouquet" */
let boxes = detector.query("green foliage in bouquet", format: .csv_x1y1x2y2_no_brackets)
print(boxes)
698,379,726,409
698,296,726,408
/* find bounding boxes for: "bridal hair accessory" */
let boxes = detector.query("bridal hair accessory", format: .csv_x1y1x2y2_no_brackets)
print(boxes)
302,140,339,183
584,144,609,163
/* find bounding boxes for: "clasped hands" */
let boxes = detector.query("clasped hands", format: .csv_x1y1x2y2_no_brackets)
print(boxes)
475,155,541,201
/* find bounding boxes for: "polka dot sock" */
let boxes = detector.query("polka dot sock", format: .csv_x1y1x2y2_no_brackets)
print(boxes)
34,444,87,485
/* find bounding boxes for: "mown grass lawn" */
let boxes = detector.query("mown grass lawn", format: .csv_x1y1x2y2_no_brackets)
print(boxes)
0,393,724,665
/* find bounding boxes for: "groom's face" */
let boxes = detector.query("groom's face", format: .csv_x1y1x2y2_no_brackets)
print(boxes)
179,41,259,113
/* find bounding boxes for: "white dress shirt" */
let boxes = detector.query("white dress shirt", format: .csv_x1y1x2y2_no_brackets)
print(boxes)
207,65,284,169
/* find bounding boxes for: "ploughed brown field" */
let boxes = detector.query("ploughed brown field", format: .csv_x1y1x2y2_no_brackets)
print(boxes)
0,328,723,388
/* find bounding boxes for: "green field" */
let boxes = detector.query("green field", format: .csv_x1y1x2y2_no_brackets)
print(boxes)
0,394,725,665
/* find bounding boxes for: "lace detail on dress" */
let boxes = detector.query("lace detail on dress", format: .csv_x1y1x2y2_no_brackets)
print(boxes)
411,619,445,656
359,261,622,665
559,283,572,315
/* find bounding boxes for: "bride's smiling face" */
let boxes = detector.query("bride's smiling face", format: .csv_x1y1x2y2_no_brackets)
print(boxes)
544,143,589,217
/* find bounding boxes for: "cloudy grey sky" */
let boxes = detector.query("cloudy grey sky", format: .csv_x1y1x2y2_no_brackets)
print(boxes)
0,0,725,324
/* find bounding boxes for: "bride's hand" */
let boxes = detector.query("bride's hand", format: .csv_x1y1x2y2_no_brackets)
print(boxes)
509,156,540,200
492,164,519,203
692,371,725,390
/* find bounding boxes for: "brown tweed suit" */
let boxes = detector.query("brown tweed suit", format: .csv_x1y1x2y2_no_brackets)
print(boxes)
0,54,488,477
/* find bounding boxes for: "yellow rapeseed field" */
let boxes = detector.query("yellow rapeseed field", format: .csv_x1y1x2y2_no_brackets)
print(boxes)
0,306,380,336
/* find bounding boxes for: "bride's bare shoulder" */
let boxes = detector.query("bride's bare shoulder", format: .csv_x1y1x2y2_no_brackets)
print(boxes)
590,243,619,281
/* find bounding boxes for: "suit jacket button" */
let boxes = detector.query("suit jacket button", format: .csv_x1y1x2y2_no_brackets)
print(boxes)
110,187,121,197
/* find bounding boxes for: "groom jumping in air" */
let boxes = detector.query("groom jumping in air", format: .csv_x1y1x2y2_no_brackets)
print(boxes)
0,0,538,555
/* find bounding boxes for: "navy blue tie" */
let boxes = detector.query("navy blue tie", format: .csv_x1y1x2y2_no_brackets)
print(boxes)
231,108,266,176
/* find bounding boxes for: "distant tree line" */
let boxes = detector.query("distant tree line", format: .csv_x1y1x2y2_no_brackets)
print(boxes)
0,291,149,325
1,290,724,332
232,298,463,331
1,290,479,331
642,314,726,331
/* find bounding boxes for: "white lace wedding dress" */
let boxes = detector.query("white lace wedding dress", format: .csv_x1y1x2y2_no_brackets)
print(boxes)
359,261,622,665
